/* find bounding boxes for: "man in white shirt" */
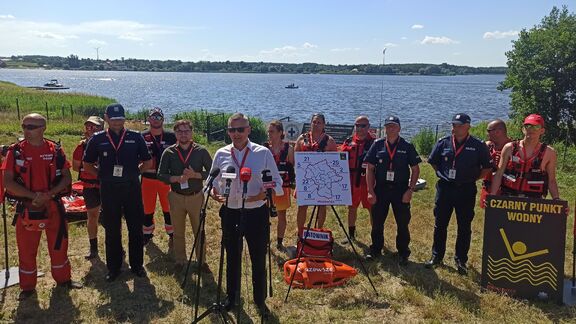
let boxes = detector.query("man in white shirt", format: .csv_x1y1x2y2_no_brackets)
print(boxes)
210,113,282,318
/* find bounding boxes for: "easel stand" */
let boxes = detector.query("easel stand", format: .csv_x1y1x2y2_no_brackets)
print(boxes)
284,205,378,302
0,200,20,289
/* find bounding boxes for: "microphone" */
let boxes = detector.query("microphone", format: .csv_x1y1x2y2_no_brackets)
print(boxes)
222,166,236,198
261,169,277,217
202,167,221,193
240,167,252,200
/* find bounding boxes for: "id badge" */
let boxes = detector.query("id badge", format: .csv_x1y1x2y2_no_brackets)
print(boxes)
113,165,123,177
386,171,395,181
448,168,457,179
180,181,189,189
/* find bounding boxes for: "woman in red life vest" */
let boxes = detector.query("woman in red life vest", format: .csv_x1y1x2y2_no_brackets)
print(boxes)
491,114,561,200
2,113,82,301
294,113,337,234
72,116,104,259
264,120,295,250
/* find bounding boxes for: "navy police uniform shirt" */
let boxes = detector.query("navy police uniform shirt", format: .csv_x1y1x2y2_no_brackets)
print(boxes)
364,137,421,187
83,128,151,183
428,135,491,184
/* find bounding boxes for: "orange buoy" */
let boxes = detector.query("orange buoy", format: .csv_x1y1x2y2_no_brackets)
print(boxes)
283,257,357,289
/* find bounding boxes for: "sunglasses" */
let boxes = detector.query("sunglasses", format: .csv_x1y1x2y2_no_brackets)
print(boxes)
22,124,44,130
523,124,542,130
355,124,369,128
227,127,246,133
486,128,497,132
175,129,192,134
149,115,163,121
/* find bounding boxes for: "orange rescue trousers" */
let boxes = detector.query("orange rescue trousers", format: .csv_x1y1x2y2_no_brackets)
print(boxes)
141,176,173,235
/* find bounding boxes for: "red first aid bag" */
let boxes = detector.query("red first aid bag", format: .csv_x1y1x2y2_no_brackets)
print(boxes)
297,228,334,258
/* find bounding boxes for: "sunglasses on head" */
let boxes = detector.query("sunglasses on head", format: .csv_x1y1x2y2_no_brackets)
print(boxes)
523,124,542,130
355,123,368,128
227,127,246,133
22,124,44,130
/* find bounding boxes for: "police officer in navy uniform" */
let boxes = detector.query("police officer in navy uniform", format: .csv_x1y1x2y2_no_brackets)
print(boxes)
83,103,153,281
425,113,491,275
364,116,421,265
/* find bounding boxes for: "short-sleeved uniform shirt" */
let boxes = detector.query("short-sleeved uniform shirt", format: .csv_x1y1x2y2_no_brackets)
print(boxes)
141,130,177,172
428,135,491,184
83,129,151,183
73,141,98,182
2,140,71,192
364,137,421,191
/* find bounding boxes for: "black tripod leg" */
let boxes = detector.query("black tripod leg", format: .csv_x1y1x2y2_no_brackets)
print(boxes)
182,196,209,289
267,213,273,298
330,205,378,295
284,205,318,302
2,202,9,281
193,224,207,319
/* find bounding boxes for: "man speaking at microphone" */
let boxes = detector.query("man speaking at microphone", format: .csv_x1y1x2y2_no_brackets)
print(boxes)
210,113,282,317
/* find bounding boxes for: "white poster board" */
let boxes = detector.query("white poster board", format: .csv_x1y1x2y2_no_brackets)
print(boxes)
295,152,352,206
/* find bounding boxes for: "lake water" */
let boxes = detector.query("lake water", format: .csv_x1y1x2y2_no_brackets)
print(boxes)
0,69,510,136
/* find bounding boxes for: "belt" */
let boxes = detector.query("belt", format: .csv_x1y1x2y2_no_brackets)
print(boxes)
174,189,202,196
439,179,475,187
142,172,158,179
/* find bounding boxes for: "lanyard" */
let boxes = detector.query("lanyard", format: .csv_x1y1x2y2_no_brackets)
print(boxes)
451,135,469,168
152,133,164,151
231,147,250,170
385,138,398,170
106,128,127,164
176,145,194,166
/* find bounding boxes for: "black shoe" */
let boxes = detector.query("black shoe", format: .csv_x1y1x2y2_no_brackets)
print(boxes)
365,251,381,261
455,260,468,275
256,303,270,320
398,256,409,267
424,257,443,269
276,243,286,252
223,296,236,312
131,267,147,278
57,280,83,289
17,289,36,301
143,234,153,246
85,249,99,260
106,271,121,282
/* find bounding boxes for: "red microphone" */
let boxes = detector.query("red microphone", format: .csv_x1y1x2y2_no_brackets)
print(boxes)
240,167,252,199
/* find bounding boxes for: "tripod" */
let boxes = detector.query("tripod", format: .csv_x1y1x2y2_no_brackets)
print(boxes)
284,204,378,301
189,192,234,323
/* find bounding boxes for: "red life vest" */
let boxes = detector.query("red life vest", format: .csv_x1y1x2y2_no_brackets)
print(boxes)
76,141,99,188
482,142,502,189
300,132,329,152
264,142,295,188
340,134,375,187
501,141,548,197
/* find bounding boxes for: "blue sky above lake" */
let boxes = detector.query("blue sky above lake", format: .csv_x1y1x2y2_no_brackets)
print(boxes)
1,0,572,66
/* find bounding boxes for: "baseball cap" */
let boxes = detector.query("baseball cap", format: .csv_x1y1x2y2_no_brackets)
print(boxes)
84,116,104,126
105,103,125,120
384,116,401,127
148,107,164,118
451,113,471,125
523,114,544,127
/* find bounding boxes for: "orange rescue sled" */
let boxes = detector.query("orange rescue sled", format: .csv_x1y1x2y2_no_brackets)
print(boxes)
283,257,357,289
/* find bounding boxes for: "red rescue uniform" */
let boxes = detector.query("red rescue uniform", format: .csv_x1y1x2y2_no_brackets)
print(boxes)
501,141,548,198
340,134,375,209
2,140,72,291
480,143,502,208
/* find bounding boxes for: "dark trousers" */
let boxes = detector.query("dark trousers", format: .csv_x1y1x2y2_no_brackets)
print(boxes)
100,180,144,273
220,204,268,306
432,180,477,263
370,186,411,257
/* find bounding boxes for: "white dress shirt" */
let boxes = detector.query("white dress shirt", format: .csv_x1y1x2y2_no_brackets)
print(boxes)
211,141,283,209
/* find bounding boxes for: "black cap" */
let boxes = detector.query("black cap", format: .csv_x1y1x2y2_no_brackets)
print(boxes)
451,113,471,125
384,115,400,127
105,103,125,120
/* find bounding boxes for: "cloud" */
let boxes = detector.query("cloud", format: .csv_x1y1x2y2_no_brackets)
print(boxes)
384,43,398,47
32,31,78,40
87,39,107,46
421,36,459,45
260,43,317,58
411,24,424,29
302,42,317,49
483,30,518,40
330,47,360,52
118,33,144,41
401,37,408,40
0,14,15,19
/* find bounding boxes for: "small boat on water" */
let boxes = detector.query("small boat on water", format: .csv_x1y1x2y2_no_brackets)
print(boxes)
285,83,299,89
44,79,64,87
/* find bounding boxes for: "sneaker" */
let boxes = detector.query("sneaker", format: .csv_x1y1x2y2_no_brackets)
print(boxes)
256,303,270,320
106,271,121,282
17,289,36,301
276,243,286,252
57,280,83,289
455,260,468,275
424,256,443,269
84,249,98,260
131,267,147,278
398,256,409,267
365,251,381,261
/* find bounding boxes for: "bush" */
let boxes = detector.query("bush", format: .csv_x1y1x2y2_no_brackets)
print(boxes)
411,127,436,157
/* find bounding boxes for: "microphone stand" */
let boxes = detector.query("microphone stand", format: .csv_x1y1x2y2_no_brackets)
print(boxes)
192,183,234,323
262,173,277,299
235,181,248,322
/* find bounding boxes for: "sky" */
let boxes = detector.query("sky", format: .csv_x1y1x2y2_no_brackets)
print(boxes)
0,1,572,67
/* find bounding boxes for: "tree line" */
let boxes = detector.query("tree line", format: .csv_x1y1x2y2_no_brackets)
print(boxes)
2,55,506,76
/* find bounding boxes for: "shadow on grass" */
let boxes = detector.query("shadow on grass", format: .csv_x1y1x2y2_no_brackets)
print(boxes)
15,285,81,324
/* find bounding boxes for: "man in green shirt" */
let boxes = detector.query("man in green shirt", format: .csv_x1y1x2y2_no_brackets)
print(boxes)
157,120,213,271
